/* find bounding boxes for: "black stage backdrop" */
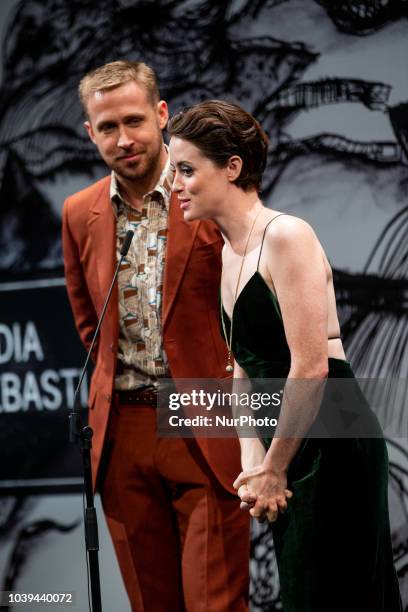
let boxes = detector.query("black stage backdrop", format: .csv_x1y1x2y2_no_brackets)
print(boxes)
0,1,407,610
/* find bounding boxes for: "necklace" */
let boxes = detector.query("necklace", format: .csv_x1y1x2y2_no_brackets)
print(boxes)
220,206,263,372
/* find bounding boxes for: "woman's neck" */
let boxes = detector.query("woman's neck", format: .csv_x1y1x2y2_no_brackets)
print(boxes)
215,191,265,254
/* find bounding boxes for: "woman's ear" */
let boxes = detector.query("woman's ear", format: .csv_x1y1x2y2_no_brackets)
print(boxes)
227,155,243,183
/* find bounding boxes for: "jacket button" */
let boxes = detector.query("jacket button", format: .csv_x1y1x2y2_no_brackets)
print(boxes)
105,394,111,402
110,343,115,353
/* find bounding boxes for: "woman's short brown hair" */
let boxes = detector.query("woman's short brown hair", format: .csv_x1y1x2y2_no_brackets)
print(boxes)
167,100,269,192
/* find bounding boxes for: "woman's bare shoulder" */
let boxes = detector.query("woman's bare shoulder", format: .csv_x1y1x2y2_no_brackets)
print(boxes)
264,213,317,251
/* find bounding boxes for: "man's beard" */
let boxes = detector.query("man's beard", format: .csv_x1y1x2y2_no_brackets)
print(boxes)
113,142,162,184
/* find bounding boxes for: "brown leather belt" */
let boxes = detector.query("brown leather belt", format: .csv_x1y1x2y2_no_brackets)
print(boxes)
115,387,157,407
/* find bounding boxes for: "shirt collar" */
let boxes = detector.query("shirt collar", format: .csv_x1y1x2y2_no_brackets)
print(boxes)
110,146,174,212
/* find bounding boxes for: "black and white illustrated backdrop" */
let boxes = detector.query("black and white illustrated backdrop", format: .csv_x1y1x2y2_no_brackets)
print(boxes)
0,1,407,610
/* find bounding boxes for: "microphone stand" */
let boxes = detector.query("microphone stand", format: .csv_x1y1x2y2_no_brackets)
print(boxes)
68,230,134,612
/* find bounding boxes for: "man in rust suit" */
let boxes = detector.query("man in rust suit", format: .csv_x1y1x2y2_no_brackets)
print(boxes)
62,60,249,611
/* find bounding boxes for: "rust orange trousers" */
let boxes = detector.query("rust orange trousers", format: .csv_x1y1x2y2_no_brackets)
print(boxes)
100,402,249,611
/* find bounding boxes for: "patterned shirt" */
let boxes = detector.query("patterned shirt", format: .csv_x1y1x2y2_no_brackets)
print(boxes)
111,157,174,390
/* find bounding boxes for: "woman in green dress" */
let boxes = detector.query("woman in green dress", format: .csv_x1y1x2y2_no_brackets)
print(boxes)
168,100,402,612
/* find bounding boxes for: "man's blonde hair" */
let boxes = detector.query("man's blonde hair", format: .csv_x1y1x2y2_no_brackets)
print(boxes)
78,60,160,113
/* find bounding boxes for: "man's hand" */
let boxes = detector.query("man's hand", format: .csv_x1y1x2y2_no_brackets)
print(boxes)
237,483,257,511
234,464,293,523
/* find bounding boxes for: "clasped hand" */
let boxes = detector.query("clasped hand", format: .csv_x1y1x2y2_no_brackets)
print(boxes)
233,464,293,523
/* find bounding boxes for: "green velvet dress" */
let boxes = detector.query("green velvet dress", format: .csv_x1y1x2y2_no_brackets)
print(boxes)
221,270,402,612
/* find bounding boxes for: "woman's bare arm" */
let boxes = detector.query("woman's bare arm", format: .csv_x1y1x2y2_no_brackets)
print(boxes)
234,216,328,521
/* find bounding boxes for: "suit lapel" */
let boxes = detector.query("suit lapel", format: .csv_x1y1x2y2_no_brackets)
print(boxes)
162,193,199,329
87,178,118,334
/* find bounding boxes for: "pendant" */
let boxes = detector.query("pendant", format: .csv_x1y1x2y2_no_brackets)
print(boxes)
226,350,234,372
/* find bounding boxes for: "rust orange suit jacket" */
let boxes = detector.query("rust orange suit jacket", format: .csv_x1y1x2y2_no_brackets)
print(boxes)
62,176,242,493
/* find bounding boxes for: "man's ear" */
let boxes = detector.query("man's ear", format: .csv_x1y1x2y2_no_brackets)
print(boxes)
157,100,169,130
227,155,243,183
84,120,96,144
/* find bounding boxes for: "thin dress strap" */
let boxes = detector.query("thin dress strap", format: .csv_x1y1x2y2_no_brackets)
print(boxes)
256,213,287,271
256,213,342,341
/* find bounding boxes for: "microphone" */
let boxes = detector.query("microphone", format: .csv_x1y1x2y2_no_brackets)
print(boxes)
120,229,134,256
69,229,134,441
67,230,135,612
